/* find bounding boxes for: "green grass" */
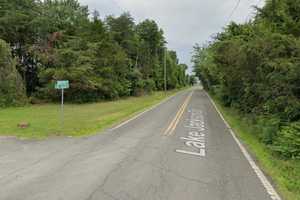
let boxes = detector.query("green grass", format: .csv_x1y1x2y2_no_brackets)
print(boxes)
211,95,300,200
0,90,183,139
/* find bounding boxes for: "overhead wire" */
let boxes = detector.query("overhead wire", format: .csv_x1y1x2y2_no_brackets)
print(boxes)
111,0,125,14
227,0,241,23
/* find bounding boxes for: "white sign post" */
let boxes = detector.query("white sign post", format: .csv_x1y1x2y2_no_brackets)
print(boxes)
55,80,69,132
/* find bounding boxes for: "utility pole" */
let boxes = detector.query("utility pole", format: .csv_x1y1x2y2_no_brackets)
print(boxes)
272,0,275,17
164,48,167,93
61,88,64,131
270,0,276,24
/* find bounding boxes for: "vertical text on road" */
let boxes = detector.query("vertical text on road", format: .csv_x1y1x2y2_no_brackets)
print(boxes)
176,109,207,157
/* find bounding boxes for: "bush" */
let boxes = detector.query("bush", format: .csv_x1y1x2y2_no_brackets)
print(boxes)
143,79,156,93
272,122,300,159
256,116,281,145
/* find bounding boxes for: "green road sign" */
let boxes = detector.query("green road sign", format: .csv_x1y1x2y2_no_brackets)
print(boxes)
55,80,69,133
55,80,69,89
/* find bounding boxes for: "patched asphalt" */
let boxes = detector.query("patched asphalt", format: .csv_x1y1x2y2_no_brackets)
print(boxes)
0,88,275,200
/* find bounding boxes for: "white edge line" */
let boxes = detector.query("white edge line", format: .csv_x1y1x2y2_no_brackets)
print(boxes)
111,89,189,131
206,92,282,200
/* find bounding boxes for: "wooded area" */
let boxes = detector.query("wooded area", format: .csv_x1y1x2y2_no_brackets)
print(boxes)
0,0,190,106
193,0,300,159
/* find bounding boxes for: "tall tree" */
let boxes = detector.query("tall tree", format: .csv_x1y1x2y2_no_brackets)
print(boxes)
193,0,300,158
0,39,26,106
0,0,39,95
0,1,188,103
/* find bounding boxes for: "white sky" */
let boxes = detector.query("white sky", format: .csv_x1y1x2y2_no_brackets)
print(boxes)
79,0,265,73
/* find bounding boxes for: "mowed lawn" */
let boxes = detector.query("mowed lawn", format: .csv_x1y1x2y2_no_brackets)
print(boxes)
0,90,180,139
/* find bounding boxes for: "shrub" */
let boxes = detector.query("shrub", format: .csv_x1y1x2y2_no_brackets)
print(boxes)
271,122,300,159
143,79,156,93
256,116,281,145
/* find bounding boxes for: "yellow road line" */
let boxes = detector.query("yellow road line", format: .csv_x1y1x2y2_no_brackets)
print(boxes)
169,93,192,135
163,100,187,135
163,91,193,136
164,94,189,135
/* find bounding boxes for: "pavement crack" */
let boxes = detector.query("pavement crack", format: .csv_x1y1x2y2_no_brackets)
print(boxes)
129,156,210,187
84,154,130,200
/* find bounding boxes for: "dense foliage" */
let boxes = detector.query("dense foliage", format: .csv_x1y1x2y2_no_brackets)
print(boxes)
0,39,26,106
0,0,189,104
193,0,300,159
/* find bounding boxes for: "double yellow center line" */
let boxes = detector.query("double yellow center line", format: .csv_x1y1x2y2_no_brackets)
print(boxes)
163,91,193,136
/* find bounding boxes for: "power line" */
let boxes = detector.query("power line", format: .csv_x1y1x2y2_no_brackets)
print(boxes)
111,0,125,14
227,0,241,23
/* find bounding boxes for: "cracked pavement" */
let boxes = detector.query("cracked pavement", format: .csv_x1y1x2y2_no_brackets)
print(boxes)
0,88,274,200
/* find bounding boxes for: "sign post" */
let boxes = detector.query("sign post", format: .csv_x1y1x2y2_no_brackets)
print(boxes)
55,80,69,132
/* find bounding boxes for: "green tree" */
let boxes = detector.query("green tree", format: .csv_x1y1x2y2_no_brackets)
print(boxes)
0,0,39,95
136,19,165,83
0,39,26,106
0,1,188,104
193,0,300,159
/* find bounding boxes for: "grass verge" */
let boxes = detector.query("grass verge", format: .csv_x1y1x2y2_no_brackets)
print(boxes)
0,89,184,139
211,95,300,200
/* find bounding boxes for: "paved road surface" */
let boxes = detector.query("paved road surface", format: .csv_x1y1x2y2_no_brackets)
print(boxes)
0,88,280,200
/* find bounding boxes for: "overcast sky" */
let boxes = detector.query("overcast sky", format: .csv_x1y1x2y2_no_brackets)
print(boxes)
78,0,265,73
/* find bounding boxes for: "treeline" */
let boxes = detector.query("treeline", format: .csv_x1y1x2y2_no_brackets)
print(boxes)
193,0,300,159
0,0,190,106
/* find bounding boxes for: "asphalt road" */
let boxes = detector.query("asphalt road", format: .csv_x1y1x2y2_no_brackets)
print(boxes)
0,88,280,200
